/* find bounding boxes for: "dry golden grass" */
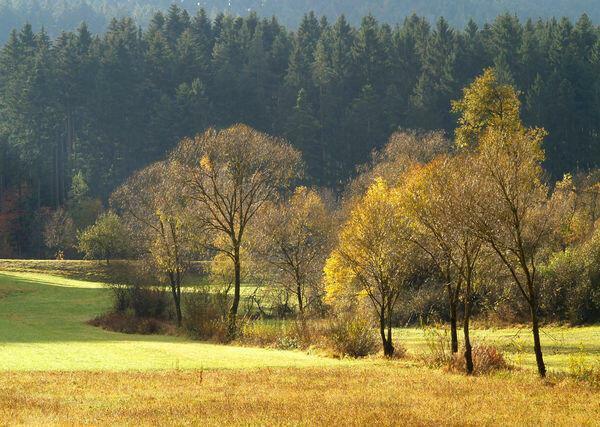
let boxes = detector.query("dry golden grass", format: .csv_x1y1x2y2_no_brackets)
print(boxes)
1,364,598,426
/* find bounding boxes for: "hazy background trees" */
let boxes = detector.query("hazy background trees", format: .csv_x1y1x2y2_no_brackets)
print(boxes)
2,1,600,42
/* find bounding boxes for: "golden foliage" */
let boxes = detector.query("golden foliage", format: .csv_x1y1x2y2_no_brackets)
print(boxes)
452,68,522,149
249,186,335,312
325,178,420,321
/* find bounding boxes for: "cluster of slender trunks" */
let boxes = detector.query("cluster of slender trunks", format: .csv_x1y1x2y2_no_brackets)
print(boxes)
165,247,546,378
447,282,546,377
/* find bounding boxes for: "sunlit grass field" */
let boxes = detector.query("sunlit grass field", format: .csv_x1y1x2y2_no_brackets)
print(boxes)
0,266,599,424
0,271,349,371
394,325,600,372
2,367,599,425
0,269,599,372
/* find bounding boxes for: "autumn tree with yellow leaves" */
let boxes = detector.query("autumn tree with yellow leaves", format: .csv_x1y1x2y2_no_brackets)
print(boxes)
453,68,555,377
249,187,335,314
402,157,483,373
451,67,522,149
325,179,424,357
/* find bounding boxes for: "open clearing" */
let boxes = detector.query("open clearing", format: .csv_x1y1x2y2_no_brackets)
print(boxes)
0,269,599,425
0,271,348,371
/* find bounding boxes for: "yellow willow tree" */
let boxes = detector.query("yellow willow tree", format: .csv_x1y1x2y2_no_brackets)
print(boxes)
402,157,483,373
249,187,335,315
170,124,302,337
324,179,423,357
453,68,555,377
111,161,195,327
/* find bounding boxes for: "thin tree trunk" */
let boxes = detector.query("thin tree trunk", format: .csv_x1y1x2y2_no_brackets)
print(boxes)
449,291,459,353
173,286,182,327
54,146,60,208
379,306,394,357
386,317,394,357
228,245,242,339
379,312,388,356
530,297,546,378
463,280,473,375
169,272,183,327
296,282,304,315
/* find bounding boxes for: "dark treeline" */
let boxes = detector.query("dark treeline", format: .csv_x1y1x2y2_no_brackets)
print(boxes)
2,6,600,256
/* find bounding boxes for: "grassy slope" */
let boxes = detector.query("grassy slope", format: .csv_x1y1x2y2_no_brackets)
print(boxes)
0,272,350,371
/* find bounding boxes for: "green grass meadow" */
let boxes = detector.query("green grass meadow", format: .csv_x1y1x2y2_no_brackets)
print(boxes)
0,269,598,373
0,271,349,371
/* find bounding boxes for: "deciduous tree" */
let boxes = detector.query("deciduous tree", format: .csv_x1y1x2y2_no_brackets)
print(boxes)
451,67,521,149
402,156,483,373
111,161,194,327
453,69,554,377
465,127,553,377
43,207,76,259
78,211,130,264
249,186,334,315
325,179,423,356
170,124,302,336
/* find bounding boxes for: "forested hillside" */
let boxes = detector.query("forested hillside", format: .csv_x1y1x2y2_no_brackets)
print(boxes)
1,6,600,256
2,0,600,41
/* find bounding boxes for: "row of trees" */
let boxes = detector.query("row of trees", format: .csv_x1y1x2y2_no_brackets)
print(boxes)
97,69,600,378
3,8,600,256
326,69,566,377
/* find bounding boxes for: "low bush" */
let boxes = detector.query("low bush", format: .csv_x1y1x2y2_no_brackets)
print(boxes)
240,321,287,348
568,350,600,387
88,312,167,335
389,342,408,359
325,316,378,358
237,319,329,350
108,283,169,319
421,324,453,368
110,283,131,313
289,318,329,348
130,285,169,318
448,344,510,374
182,288,229,341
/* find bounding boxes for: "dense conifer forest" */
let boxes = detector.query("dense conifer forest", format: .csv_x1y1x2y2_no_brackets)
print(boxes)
2,5,600,256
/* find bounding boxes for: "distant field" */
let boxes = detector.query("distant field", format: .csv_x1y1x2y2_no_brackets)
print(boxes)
0,259,209,284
